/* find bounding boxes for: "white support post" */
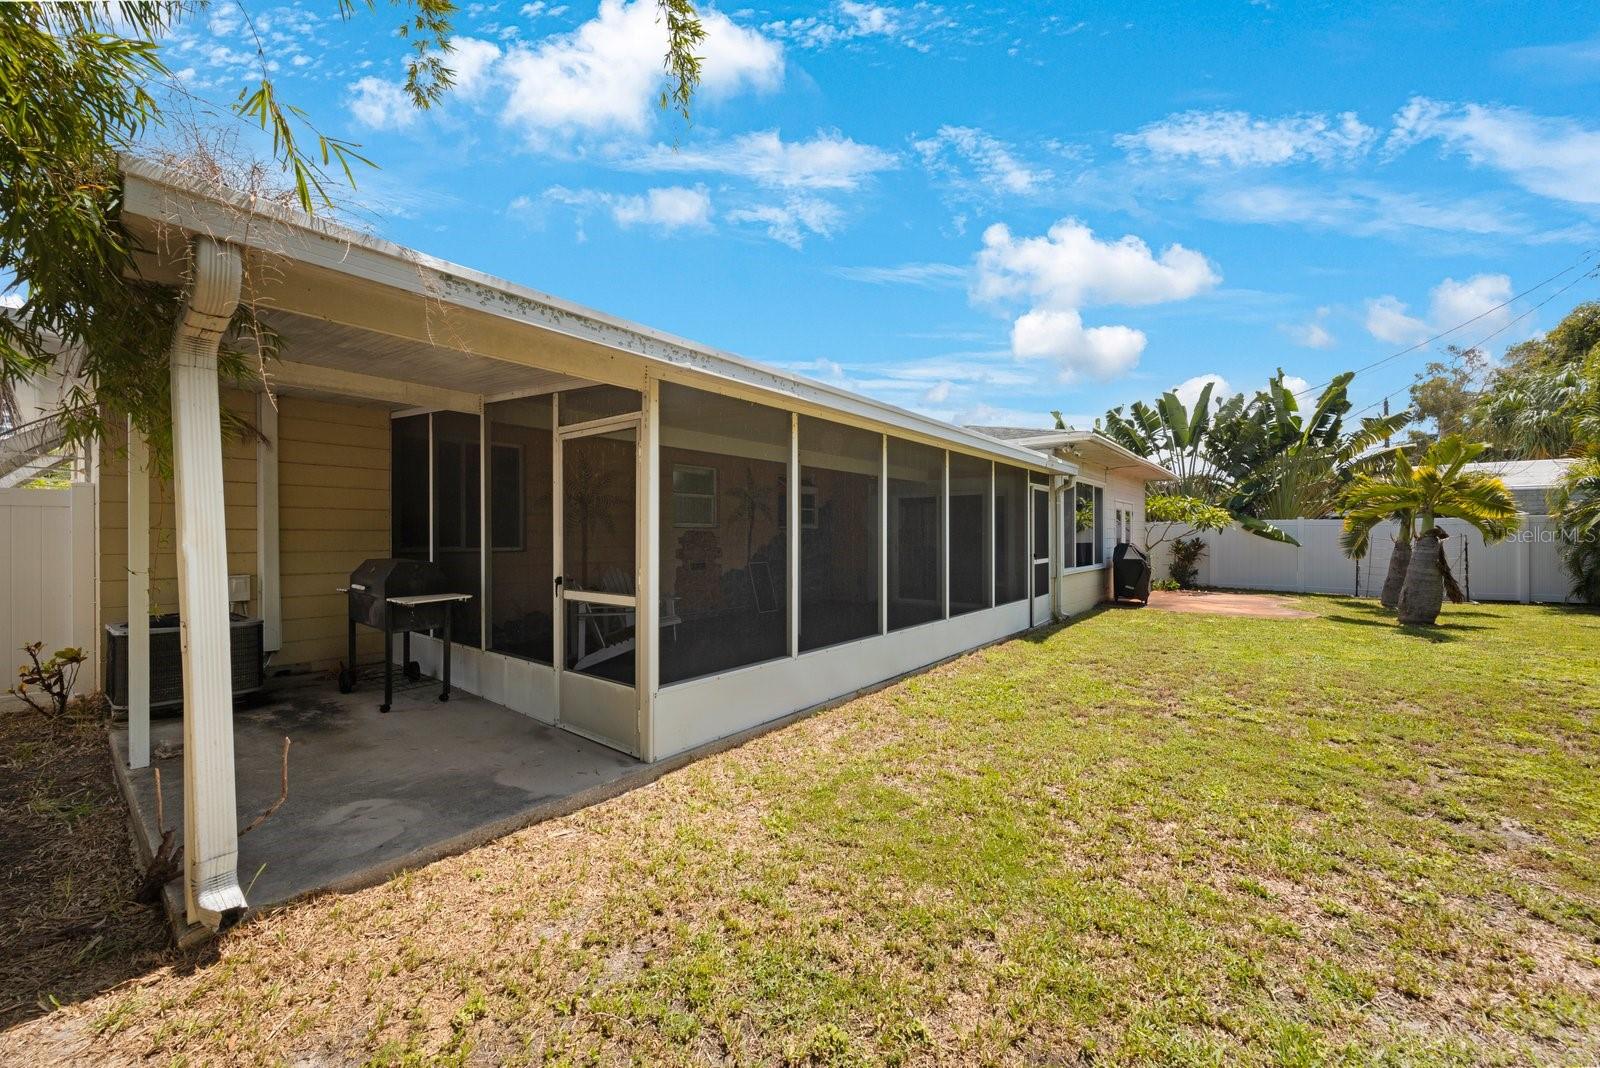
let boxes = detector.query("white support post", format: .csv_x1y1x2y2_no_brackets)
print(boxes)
788,413,800,657
480,400,489,647
427,413,436,563
941,451,950,619
170,236,247,928
637,376,660,761
255,394,281,653
987,462,996,609
878,435,889,635
127,423,152,770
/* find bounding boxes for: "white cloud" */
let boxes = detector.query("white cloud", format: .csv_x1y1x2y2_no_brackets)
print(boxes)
499,0,783,140
1387,96,1600,206
446,37,504,97
831,262,967,287
1010,309,1146,381
724,196,843,248
974,219,1220,310
1364,295,1429,345
1283,307,1335,349
610,185,712,229
347,77,418,130
914,125,1051,197
1429,274,1514,335
626,129,896,190
1281,374,1312,398
763,2,945,51
974,218,1219,382
531,184,713,233
1116,109,1376,166
1172,373,1231,410
921,379,953,404
1202,182,1545,242
1363,273,1513,346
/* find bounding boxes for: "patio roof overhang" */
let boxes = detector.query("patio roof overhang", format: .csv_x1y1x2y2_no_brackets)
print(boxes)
118,158,1076,476
1001,430,1176,484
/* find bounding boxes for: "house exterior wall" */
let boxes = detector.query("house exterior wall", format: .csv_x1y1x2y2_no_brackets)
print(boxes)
1055,461,1147,618
99,389,259,631
274,395,391,670
97,391,390,679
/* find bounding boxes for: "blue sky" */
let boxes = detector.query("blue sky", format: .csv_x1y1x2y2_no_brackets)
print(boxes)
156,0,1600,429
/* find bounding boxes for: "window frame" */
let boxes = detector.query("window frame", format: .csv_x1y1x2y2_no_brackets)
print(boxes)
1062,478,1108,574
670,462,719,529
433,430,482,553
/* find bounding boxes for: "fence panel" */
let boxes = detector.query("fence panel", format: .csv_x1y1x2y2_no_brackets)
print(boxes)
0,484,96,692
1147,515,1576,604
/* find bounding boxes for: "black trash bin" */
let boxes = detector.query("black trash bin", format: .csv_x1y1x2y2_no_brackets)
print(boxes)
1111,543,1151,604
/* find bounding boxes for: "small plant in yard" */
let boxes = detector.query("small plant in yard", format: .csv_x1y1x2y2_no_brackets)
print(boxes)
1145,493,1230,587
1151,577,1181,592
9,643,87,722
1169,536,1208,588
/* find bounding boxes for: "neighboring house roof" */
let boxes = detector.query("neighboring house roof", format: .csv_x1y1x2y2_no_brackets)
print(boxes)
1462,458,1578,489
119,157,1075,477
964,426,1177,483
1464,458,1578,515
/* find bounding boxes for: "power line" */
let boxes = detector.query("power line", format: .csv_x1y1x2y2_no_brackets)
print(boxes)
1345,262,1600,423
1296,248,1599,400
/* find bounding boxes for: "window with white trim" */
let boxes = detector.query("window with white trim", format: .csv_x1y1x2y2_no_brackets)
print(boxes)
671,464,718,528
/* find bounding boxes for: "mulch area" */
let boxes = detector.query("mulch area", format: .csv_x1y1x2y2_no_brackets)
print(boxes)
0,700,170,1029
1144,588,1316,619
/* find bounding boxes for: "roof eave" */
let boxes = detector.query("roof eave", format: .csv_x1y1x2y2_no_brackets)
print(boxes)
117,156,1075,475
1011,431,1176,482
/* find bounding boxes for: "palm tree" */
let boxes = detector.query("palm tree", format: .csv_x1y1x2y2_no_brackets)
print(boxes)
1340,436,1521,625
1338,456,1415,610
1220,370,1411,520
1101,370,1409,546
1550,456,1600,604
1097,379,1227,499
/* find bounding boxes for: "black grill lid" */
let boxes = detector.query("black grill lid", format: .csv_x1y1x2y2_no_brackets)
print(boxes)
348,557,451,600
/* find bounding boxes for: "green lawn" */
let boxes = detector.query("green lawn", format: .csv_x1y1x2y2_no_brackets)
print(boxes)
13,598,1600,1066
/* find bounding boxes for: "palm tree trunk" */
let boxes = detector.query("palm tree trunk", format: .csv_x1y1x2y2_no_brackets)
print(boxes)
1398,529,1445,625
1379,534,1410,609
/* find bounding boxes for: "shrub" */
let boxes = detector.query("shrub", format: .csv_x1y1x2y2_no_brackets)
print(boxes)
1170,537,1208,588
1152,577,1181,592
9,642,88,722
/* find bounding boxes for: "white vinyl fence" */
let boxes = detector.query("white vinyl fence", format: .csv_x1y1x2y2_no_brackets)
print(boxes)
1149,515,1576,604
0,484,98,692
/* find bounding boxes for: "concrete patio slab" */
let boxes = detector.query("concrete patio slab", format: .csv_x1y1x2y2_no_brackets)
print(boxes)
1145,589,1316,619
111,678,641,928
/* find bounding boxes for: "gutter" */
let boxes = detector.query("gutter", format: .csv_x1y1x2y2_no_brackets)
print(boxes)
118,157,1075,477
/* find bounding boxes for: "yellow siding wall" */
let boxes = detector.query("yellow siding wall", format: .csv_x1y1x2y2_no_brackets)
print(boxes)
99,389,259,625
276,395,391,670
97,390,392,676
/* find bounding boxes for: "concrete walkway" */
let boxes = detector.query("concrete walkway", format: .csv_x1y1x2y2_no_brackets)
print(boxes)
111,679,640,923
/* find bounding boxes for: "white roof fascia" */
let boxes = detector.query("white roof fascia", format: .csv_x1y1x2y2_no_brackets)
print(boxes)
1010,430,1177,482
119,158,1073,475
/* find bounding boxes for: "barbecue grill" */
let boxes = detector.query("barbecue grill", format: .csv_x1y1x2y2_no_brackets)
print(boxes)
338,558,473,713
1111,542,1151,604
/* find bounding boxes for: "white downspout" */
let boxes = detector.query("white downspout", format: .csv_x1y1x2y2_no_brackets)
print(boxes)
170,236,247,928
